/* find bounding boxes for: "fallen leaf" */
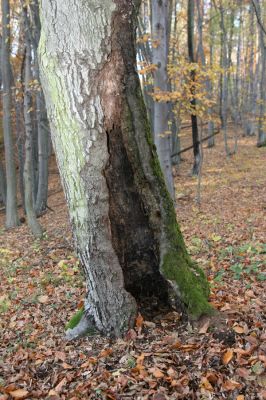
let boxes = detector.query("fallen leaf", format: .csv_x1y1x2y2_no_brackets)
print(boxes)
38,295,49,304
233,325,245,334
54,378,67,393
199,318,210,334
144,321,156,329
222,379,241,391
201,377,213,391
136,314,144,329
236,396,245,400
149,368,164,379
257,374,266,388
236,367,250,378
9,389,29,399
99,348,113,358
222,349,234,365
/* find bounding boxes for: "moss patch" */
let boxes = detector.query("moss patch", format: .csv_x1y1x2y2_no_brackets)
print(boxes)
137,87,212,318
65,307,84,330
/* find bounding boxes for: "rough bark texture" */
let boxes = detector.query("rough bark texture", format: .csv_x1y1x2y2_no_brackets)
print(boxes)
39,0,211,338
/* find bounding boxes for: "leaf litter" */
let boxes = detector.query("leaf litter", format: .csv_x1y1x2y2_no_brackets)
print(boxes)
0,133,265,399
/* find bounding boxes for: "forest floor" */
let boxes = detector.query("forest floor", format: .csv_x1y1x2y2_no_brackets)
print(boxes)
0,128,265,400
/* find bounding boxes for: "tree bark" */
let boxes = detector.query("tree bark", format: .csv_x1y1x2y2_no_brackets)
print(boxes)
253,0,266,147
39,0,211,338
23,7,43,238
1,0,20,227
151,0,175,198
0,158,6,205
187,0,201,175
30,0,50,215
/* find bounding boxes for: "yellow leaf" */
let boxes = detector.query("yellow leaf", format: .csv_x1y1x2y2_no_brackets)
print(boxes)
236,396,245,400
212,234,222,242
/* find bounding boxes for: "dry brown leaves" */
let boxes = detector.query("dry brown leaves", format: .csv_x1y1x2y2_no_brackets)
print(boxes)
0,133,265,399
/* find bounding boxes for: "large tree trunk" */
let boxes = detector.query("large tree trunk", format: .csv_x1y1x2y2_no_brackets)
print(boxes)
1,0,20,227
39,0,211,338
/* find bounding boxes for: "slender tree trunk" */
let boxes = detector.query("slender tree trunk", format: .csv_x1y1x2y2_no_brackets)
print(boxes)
188,0,201,175
217,2,231,156
39,0,211,338
0,158,6,205
233,2,242,126
30,0,50,215
1,0,20,227
152,0,175,198
23,8,43,238
244,6,257,137
208,0,215,148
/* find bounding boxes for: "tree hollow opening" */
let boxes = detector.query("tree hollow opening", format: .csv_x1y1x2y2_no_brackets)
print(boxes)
104,125,171,318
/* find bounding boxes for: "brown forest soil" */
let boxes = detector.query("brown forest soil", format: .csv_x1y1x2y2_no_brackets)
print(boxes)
0,129,265,399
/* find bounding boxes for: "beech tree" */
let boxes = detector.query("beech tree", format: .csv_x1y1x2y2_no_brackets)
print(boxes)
39,0,211,338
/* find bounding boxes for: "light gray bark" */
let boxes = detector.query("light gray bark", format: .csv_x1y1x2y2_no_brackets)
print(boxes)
1,0,20,227
151,0,174,199
39,0,211,337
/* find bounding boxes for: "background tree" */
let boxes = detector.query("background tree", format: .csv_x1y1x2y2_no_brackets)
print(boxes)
1,0,20,227
151,0,174,198
22,4,43,237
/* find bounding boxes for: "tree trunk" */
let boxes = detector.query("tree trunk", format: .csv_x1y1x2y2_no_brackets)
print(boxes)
23,8,43,238
1,0,20,227
151,0,175,199
188,0,201,175
0,158,6,205
30,0,50,215
39,0,211,338
252,0,266,147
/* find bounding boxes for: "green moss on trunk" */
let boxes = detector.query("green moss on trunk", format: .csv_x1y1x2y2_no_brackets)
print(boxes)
136,86,212,318
65,307,84,330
